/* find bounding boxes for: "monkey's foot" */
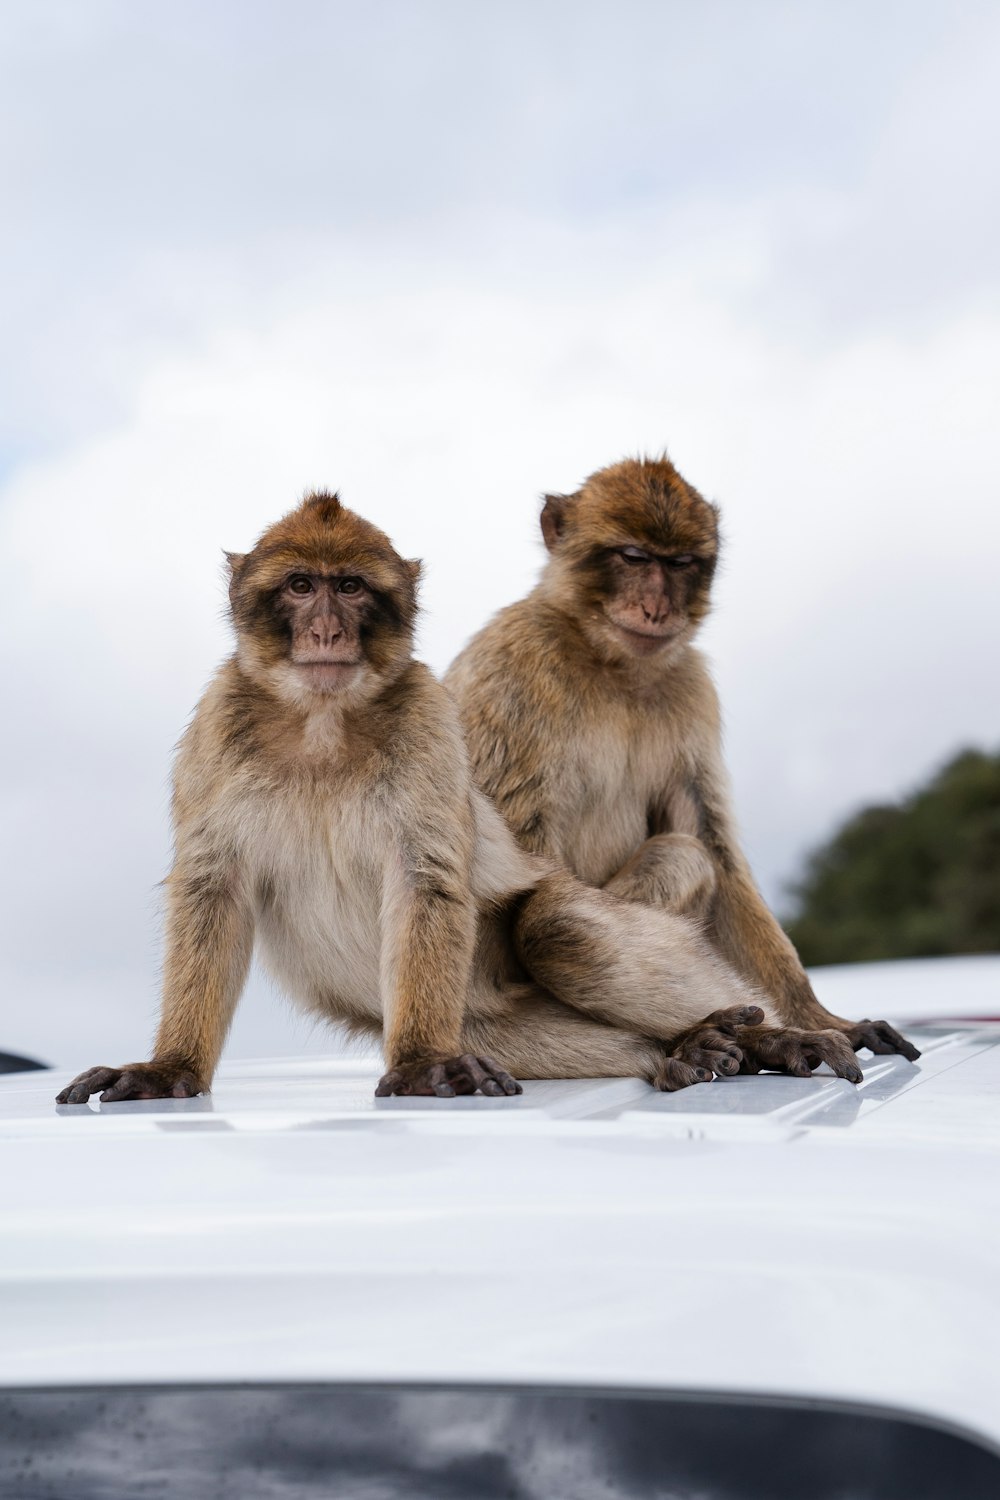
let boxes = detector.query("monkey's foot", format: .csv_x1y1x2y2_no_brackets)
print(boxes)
663,1003,766,1084
738,1027,863,1085
375,1054,523,1099
56,1063,206,1105
843,1019,921,1061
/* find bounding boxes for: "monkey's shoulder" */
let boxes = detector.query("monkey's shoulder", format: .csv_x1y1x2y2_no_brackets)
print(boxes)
447,599,583,733
168,660,250,804
661,646,720,721
447,597,559,680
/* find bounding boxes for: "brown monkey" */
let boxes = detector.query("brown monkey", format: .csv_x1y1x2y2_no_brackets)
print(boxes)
445,456,920,1068
58,491,839,1107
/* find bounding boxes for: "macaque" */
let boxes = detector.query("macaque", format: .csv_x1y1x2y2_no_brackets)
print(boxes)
445,456,920,1065
59,491,856,1107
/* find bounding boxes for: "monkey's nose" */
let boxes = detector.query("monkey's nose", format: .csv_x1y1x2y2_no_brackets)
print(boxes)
310,620,343,647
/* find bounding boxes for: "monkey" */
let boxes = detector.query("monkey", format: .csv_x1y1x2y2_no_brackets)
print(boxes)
56,490,864,1108
444,455,920,1067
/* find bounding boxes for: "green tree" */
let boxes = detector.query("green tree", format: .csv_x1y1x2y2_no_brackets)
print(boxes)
784,748,1000,965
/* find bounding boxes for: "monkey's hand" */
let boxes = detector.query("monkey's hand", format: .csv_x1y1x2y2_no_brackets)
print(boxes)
375,1054,523,1099
737,1027,864,1085
841,1019,921,1061
56,1062,206,1105
659,1004,767,1089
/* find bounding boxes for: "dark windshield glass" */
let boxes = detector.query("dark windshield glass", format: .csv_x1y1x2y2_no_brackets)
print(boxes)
2,1385,998,1499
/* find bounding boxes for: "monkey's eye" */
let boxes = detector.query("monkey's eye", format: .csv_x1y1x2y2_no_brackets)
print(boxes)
338,577,365,595
620,546,651,564
666,554,695,570
287,575,314,595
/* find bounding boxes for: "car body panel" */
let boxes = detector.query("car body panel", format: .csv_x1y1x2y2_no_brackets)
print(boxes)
2,959,998,1458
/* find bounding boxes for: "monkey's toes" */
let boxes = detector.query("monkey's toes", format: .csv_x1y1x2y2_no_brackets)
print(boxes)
812,1034,864,1084
846,1019,921,1061
740,1029,864,1085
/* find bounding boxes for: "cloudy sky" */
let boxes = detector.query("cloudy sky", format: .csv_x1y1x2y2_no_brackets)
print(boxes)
2,1,998,1064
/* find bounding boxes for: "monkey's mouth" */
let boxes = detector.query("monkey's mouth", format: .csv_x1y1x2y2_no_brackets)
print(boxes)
293,660,362,689
608,620,676,654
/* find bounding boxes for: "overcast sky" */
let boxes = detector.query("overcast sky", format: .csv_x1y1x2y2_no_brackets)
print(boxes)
2,0,998,1065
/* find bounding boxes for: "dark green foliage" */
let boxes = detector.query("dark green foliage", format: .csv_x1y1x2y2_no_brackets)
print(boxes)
784,748,1000,965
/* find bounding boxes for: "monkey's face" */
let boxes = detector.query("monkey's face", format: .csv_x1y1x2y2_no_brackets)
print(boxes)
227,492,421,702
275,571,374,691
592,546,711,656
540,457,719,663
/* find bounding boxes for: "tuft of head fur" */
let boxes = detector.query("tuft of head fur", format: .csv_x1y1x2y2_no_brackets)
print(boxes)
543,456,720,558
226,491,422,700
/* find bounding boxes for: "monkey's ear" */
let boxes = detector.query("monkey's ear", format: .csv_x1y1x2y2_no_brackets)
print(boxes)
405,558,423,584
223,550,247,578
540,493,575,553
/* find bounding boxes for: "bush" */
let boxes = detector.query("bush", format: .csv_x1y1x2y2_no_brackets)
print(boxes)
783,748,1000,965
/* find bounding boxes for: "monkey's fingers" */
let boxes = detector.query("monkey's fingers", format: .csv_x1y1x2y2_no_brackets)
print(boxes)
374,1069,405,1097
98,1067,203,1103
428,1063,457,1098
669,1025,743,1077
654,1058,713,1092
374,1063,454,1097
56,1066,122,1105
376,1055,521,1098
845,1019,921,1061
688,1045,743,1077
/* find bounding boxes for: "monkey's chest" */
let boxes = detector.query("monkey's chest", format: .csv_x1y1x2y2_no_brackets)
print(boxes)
565,723,675,886
249,794,385,1016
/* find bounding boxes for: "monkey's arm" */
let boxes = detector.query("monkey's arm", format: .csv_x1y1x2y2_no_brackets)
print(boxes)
374,750,522,1099
57,848,255,1104
151,856,255,1087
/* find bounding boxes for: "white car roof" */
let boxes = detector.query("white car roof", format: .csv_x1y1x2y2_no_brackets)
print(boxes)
2,957,999,1459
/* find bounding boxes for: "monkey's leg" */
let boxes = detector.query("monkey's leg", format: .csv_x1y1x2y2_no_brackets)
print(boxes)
461,988,711,1092
666,771,920,1062
603,832,717,922
512,870,770,1041
376,854,522,1099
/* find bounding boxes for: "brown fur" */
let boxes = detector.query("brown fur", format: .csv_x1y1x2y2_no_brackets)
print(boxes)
446,455,920,1065
58,489,781,1107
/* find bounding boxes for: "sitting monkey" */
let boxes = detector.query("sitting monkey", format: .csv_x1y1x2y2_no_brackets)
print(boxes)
445,456,919,1068
58,491,863,1106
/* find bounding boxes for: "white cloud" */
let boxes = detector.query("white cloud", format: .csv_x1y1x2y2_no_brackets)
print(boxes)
2,0,998,1063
